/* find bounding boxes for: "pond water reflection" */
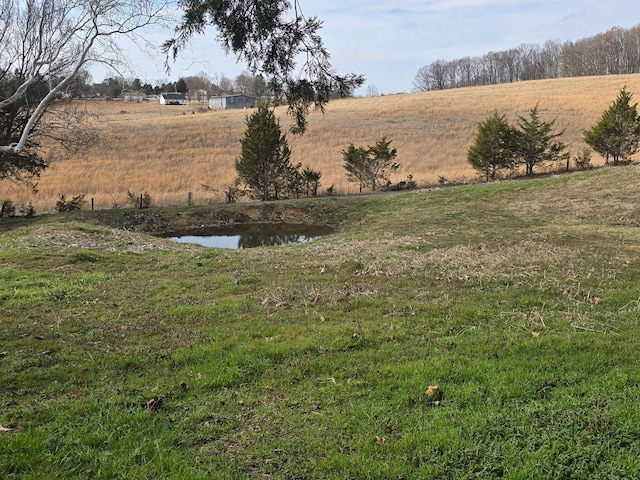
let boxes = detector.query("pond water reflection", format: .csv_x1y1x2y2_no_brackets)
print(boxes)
166,223,332,249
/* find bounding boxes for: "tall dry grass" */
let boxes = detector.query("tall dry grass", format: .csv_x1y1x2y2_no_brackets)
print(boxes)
3,74,640,212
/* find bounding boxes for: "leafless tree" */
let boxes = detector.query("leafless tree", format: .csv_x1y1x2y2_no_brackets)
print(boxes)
412,65,431,92
234,71,254,95
0,0,170,182
412,60,448,92
209,73,235,95
413,23,640,93
184,73,214,96
365,84,379,97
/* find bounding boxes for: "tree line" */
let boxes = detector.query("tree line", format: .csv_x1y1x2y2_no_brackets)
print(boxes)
414,24,640,92
88,71,272,100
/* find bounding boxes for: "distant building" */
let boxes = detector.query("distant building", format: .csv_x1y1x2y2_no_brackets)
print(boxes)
209,95,256,110
159,93,187,105
123,91,147,102
188,89,209,105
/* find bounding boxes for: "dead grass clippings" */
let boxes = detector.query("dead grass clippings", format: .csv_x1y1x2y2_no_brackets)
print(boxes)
11,225,199,254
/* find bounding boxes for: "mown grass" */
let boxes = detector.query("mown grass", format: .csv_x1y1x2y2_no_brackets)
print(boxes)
2,165,640,478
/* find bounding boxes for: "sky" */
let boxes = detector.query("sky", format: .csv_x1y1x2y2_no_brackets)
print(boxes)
92,0,640,95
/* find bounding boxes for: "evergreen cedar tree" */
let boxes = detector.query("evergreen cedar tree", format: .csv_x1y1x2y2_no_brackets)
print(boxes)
467,113,517,182
516,105,569,176
342,137,399,192
164,0,364,134
468,107,569,180
342,144,369,193
583,87,640,164
235,103,296,201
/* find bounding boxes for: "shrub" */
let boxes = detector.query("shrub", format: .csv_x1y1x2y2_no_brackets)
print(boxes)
224,182,247,204
1,200,16,218
23,203,36,217
385,174,418,191
142,192,152,208
574,148,593,170
127,190,152,209
302,167,322,197
56,194,86,212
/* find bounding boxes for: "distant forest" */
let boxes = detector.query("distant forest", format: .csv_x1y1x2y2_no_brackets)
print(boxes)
413,24,640,91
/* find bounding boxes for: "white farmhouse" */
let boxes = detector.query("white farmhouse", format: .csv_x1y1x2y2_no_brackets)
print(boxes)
159,93,187,105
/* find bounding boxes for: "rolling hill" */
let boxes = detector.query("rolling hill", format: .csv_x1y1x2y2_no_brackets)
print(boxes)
2,73,640,212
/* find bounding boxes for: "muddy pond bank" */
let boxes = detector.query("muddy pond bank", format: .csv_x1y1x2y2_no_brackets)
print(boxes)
0,200,347,237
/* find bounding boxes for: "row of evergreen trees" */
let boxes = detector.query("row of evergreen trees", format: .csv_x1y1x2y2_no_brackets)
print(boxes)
233,105,402,201
467,88,640,180
235,87,640,202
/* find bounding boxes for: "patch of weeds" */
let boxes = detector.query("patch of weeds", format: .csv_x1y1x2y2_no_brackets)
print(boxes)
340,259,365,273
69,224,109,235
1,199,16,218
68,250,101,263
56,194,86,212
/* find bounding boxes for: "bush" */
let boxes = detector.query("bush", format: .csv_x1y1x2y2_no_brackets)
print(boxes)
23,203,36,218
1,200,16,218
127,190,152,209
224,183,246,204
302,167,322,197
56,194,86,212
385,174,418,191
574,148,593,170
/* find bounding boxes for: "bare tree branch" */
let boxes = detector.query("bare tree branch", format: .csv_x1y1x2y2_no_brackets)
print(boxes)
1,0,171,154
164,0,364,133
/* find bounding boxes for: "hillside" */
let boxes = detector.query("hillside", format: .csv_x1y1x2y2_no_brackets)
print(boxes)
2,165,640,477
2,74,640,212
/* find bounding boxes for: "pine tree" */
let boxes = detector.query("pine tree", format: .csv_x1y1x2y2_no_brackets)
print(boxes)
235,104,294,201
366,137,399,191
164,0,364,134
516,104,569,176
467,112,517,181
584,87,640,164
342,144,369,193
342,138,399,192
302,167,322,197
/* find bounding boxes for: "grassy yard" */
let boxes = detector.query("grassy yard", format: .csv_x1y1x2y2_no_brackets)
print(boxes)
1,165,640,478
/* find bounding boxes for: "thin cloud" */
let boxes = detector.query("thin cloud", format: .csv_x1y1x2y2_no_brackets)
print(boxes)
90,0,640,95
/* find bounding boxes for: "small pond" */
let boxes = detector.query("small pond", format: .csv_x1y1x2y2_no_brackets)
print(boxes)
165,223,333,249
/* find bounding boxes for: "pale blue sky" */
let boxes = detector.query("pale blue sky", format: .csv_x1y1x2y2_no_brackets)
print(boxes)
94,0,640,94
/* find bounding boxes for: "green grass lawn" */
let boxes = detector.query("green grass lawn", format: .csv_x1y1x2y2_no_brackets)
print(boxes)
2,166,640,479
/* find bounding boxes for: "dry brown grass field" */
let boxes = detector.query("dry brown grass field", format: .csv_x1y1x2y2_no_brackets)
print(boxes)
3,73,640,212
